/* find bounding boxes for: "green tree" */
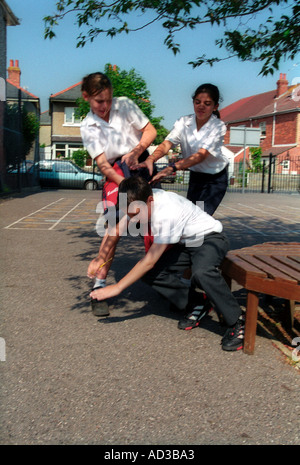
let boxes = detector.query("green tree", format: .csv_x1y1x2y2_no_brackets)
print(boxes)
4,104,39,166
44,0,299,76
151,116,169,145
75,63,169,144
249,147,263,172
71,148,88,167
22,109,40,157
105,64,154,119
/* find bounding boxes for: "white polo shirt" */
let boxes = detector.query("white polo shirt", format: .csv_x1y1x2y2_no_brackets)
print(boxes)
80,97,149,163
150,189,223,247
166,113,228,174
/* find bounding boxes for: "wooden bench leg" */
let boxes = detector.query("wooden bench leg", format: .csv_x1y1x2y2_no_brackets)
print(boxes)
244,291,259,355
286,300,295,330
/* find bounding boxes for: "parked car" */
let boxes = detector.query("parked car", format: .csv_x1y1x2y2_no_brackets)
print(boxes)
155,163,176,183
7,160,34,173
34,160,104,190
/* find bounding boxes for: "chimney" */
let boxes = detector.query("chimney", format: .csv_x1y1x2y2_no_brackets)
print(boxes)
7,59,21,87
276,73,288,98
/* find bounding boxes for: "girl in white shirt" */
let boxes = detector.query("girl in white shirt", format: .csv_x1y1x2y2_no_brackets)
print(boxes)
135,83,228,216
80,72,157,204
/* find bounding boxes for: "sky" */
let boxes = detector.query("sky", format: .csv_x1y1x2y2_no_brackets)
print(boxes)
6,0,300,130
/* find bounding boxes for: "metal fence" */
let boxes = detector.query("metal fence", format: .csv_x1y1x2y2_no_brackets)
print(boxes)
2,146,299,195
227,154,300,194
157,156,300,195
1,93,40,194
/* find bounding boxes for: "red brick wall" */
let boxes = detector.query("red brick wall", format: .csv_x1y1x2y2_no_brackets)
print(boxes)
224,113,298,149
273,113,297,145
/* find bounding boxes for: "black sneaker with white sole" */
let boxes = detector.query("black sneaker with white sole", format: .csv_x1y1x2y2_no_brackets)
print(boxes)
221,316,245,351
91,286,110,317
178,294,212,330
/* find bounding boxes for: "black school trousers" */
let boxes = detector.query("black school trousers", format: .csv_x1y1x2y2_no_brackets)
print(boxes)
187,167,228,215
142,232,241,327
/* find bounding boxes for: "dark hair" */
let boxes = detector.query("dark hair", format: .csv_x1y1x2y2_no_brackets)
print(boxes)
118,176,153,206
81,72,112,96
192,83,222,118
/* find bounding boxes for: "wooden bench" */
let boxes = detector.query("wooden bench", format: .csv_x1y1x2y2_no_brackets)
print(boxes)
221,242,300,354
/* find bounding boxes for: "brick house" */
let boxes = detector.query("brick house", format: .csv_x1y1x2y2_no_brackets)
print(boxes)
7,59,40,114
6,59,40,161
220,74,300,175
0,0,19,190
47,82,84,160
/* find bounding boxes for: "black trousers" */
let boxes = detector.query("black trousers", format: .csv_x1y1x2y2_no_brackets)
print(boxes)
187,167,228,215
142,232,241,327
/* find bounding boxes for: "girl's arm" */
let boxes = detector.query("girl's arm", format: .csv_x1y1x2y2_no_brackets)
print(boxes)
95,152,124,185
150,148,210,184
121,122,157,167
132,139,173,176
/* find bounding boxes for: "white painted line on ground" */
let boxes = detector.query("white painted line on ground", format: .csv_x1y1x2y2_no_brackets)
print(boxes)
6,227,54,231
48,199,86,230
4,198,65,229
238,203,300,222
216,212,268,236
221,204,295,233
258,204,300,214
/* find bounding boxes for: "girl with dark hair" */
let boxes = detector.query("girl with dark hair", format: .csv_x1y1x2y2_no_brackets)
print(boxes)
133,83,229,329
134,83,228,216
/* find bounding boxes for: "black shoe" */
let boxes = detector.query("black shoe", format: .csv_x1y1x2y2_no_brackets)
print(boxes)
91,286,110,317
178,294,212,330
221,316,245,351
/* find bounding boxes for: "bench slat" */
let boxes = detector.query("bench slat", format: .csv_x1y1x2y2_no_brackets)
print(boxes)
290,256,300,265
253,254,300,283
222,255,268,277
237,254,298,283
273,255,300,274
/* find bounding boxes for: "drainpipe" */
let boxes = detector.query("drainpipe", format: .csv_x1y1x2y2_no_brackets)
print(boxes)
272,101,276,147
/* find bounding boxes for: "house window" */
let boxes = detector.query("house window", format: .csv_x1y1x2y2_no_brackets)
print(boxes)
259,122,266,137
64,107,81,125
54,143,66,158
67,144,83,157
53,143,84,159
282,160,290,171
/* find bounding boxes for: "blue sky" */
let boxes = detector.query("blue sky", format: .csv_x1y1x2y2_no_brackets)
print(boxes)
6,0,300,130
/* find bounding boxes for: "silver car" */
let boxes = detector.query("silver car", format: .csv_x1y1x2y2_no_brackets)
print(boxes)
35,160,104,190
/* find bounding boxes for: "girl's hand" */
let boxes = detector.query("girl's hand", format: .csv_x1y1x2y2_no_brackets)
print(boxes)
90,284,120,301
121,152,139,167
131,157,154,176
150,166,173,184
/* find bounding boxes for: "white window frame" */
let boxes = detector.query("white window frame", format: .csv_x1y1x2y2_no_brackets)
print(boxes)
64,107,81,126
259,121,266,138
281,160,290,171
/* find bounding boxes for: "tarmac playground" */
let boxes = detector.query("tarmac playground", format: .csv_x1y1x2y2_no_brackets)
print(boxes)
0,188,299,445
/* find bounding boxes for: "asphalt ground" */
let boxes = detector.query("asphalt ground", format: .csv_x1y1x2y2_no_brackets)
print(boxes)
0,188,300,447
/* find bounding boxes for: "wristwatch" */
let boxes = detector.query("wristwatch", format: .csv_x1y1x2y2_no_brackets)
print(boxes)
169,162,177,172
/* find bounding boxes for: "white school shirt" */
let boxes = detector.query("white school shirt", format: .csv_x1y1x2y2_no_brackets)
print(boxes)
150,189,223,247
166,113,228,174
80,97,149,163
